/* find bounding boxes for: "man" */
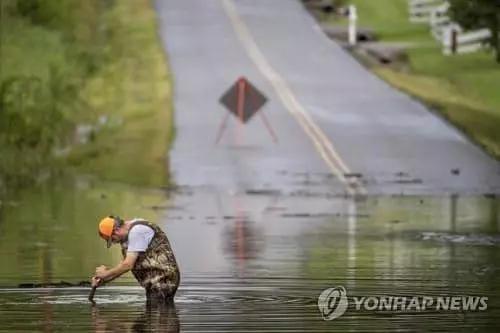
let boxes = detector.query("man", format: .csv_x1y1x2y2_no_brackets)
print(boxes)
92,215,180,304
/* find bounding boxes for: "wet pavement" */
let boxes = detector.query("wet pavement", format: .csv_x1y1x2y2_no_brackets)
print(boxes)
155,0,500,197
2,0,500,332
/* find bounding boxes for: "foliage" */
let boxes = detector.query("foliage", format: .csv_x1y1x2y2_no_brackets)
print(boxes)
64,0,175,189
0,0,174,192
0,0,113,189
448,0,500,63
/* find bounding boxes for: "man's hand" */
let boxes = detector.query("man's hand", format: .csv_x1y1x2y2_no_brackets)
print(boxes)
91,276,102,287
95,265,108,279
93,253,138,282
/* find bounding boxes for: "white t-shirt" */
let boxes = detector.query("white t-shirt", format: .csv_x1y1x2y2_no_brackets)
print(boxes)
127,221,155,253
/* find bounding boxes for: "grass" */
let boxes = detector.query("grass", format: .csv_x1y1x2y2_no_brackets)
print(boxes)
0,20,69,79
325,0,500,160
326,0,432,42
65,0,175,189
375,47,500,158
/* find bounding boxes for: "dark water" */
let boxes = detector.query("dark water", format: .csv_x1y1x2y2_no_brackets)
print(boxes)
1,174,500,332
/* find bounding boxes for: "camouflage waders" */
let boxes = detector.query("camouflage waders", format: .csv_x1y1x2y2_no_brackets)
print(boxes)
120,219,180,302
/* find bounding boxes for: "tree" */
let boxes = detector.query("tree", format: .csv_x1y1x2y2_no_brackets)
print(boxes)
448,0,500,63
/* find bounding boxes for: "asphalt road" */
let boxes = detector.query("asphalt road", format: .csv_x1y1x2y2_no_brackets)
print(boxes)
154,0,500,197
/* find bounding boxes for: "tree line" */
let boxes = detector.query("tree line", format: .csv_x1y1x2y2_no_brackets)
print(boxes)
448,0,500,63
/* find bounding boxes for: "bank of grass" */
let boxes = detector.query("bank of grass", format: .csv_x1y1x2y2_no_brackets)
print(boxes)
325,0,431,42
65,0,175,188
327,0,500,160
375,48,500,158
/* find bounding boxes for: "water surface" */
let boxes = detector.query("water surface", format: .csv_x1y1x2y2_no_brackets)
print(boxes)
1,175,500,332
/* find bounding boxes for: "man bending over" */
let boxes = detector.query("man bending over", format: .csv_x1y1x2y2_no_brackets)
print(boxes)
92,216,180,304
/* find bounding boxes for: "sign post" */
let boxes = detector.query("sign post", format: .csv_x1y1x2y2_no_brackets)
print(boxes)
216,76,276,145
349,5,357,46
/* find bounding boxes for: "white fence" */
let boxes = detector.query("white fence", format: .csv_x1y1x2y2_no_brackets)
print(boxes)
408,0,445,23
428,2,458,41
407,0,491,55
442,28,492,55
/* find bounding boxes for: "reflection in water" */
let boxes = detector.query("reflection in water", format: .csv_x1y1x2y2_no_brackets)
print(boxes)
489,196,499,232
92,302,180,333
346,197,357,294
222,219,265,262
450,194,458,233
132,302,180,333
41,243,54,333
0,174,170,286
220,192,272,277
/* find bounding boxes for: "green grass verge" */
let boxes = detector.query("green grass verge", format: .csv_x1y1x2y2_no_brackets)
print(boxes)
375,47,500,159
326,0,432,42
327,0,500,160
65,0,175,188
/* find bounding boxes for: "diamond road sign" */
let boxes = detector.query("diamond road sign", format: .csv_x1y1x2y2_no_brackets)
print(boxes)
219,77,268,124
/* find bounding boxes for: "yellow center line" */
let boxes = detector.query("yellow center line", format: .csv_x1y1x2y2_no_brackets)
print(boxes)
221,0,366,197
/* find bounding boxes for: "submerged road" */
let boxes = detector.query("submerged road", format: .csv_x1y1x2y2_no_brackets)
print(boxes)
153,0,500,331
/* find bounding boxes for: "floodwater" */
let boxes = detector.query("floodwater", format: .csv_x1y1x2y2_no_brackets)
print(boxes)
1,174,500,332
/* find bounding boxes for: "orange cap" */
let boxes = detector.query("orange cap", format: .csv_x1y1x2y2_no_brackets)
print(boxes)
98,216,116,248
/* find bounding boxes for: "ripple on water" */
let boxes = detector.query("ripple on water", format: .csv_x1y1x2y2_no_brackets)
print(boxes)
0,284,317,306
417,231,500,246
1,281,500,332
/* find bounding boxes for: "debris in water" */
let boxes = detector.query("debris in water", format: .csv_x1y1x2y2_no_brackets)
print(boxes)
472,265,495,276
391,178,423,184
264,207,287,212
344,173,362,178
280,212,364,219
18,280,91,288
145,205,171,211
291,180,325,186
281,213,312,218
246,189,282,196
417,231,500,246
290,190,324,198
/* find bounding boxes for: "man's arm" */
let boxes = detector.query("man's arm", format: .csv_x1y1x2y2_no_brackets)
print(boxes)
94,225,153,284
96,252,139,283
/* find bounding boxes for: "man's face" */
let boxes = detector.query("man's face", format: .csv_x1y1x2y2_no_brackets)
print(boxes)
108,233,120,246
110,227,127,244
